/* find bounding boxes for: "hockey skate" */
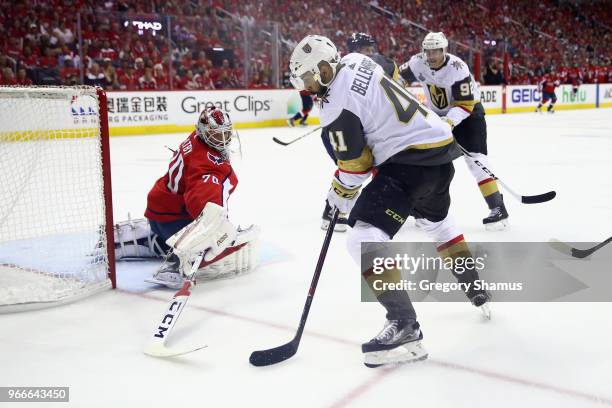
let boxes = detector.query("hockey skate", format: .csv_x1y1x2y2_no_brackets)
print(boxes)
145,254,184,289
287,118,295,127
547,105,555,114
470,291,492,320
362,320,428,368
534,106,542,113
483,203,509,231
321,201,349,232
299,119,308,127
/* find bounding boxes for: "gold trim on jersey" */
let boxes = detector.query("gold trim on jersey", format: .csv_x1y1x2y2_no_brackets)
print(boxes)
404,136,454,150
391,63,399,81
427,84,449,109
337,146,373,173
452,99,477,112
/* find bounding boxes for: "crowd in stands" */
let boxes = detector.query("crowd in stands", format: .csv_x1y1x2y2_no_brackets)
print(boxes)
0,0,610,90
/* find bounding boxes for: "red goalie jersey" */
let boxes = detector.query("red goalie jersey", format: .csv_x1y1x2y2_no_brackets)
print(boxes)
145,131,238,223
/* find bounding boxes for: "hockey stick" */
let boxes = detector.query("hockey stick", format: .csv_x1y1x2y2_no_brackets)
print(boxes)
458,145,556,204
144,252,208,358
549,236,612,259
249,209,339,367
272,126,322,146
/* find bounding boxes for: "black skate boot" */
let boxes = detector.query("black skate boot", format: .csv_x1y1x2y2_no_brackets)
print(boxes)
547,104,555,114
321,201,349,232
483,202,509,231
469,291,492,320
362,320,428,368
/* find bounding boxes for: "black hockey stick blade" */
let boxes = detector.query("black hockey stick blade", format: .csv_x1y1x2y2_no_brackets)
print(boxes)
521,190,556,204
249,210,339,367
249,340,298,367
272,136,291,146
571,236,612,258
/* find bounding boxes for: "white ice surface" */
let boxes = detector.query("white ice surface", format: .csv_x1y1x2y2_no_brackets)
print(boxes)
1,109,611,407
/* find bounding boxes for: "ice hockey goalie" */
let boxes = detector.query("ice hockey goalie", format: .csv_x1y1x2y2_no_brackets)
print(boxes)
111,107,259,288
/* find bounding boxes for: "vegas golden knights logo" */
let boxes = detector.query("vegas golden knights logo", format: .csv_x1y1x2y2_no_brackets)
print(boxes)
427,84,449,109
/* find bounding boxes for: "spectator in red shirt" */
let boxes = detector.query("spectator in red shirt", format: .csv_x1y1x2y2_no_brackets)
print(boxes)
99,39,117,61
134,57,145,78
139,67,157,90
16,67,33,85
248,72,266,89
183,69,201,90
20,47,38,69
60,58,80,85
0,67,17,85
118,66,138,90
38,48,58,69
153,63,169,90
199,69,215,90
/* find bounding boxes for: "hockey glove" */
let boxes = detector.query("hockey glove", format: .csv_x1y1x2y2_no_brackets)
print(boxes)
327,176,360,215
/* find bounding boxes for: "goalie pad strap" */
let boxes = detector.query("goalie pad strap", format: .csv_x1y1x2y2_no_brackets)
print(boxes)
198,242,248,269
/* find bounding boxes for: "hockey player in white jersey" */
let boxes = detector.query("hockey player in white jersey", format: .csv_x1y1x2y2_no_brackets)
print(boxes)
399,32,509,229
289,35,490,368
320,32,400,233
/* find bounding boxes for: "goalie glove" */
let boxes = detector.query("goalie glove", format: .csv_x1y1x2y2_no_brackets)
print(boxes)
166,202,237,275
327,175,360,215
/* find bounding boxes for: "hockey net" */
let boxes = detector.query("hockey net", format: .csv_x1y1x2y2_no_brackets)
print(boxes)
0,86,115,312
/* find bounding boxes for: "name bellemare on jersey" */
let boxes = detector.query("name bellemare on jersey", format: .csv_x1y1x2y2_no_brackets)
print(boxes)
319,53,459,178
400,53,480,117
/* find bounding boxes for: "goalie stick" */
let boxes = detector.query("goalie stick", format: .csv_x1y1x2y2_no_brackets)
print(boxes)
143,252,208,358
249,209,339,367
549,236,612,259
273,126,322,146
458,145,556,204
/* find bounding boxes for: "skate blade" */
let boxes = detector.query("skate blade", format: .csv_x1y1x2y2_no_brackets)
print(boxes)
479,303,492,320
363,341,428,368
484,219,508,231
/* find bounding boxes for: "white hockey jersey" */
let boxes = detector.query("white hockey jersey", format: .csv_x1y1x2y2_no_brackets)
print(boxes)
399,53,479,126
319,53,458,187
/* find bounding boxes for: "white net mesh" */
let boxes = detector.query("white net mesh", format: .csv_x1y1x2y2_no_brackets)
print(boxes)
0,86,111,312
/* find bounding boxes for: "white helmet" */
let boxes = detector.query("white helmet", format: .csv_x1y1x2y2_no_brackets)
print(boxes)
196,106,235,159
289,35,340,90
422,32,448,52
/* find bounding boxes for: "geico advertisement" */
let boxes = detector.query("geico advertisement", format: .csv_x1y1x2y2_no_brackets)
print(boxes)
105,90,316,126
506,84,597,107
406,85,502,110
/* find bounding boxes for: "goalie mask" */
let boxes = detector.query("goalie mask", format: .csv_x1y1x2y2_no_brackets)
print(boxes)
196,107,236,160
289,35,340,92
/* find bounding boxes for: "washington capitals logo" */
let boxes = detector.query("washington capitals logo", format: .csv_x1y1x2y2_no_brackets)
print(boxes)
207,151,223,165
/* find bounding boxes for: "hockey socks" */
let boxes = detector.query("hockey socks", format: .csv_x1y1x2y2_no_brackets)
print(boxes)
362,266,416,321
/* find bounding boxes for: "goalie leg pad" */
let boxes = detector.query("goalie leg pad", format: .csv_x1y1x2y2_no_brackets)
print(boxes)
114,218,167,260
195,225,260,281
